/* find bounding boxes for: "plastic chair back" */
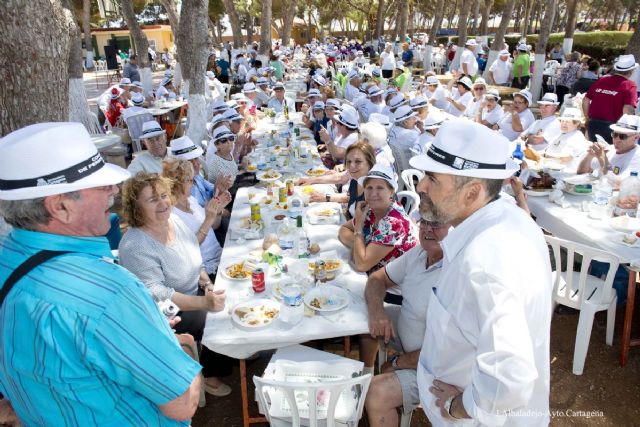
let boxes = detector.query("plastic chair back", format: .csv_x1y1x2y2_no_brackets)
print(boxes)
400,168,424,193
396,191,420,218
254,374,371,427
124,111,155,152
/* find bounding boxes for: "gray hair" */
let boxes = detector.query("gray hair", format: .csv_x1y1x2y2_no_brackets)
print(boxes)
454,176,503,200
360,122,388,149
0,191,80,231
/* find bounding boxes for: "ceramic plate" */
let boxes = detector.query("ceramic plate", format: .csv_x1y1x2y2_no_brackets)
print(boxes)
231,299,280,330
303,285,349,312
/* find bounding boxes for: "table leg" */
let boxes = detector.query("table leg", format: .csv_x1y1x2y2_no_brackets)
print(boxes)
344,336,351,358
239,358,268,427
620,270,637,366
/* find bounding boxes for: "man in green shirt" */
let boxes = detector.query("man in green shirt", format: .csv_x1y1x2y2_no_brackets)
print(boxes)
512,44,531,89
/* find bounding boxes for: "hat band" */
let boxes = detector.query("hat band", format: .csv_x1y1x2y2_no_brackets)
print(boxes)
172,145,199,155
368,170,393,181
142,127,164,136
427,145,506,171
339,116,357,129
615,122,638,131
397,111,415,121
215,132,234,141
0,153,105,191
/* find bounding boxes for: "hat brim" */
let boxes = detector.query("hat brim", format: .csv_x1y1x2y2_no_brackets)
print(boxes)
335,116,358,129
140,129,166,139
0,163,130,201
610,124,639,134
369,90,385,97
171,145,204,160
614,63,639,72
409,154,519,179
357,174,398,192
394,111,418,123
537,100,559,105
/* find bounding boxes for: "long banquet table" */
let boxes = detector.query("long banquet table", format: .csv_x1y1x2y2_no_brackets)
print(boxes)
201,113,369,426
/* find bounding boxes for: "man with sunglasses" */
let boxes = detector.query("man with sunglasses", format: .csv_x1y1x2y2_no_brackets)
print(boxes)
363,218,451,427
127,120,169,175
577,114,640,180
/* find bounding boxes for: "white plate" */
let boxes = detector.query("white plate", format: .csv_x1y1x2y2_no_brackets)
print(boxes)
221,260,257,281
231,299,280,330
304,285,349,312
525,188,552,197
256,170,282,182
610,216,640,233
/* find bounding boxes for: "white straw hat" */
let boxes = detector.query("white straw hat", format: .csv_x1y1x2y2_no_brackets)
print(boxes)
409,118,519,179
0,123,130,200
537,92,559,105
393,105,418,123
140,121,166,139
610,114,640,134
169,135,204,160
357,164,398,192
335,106,360,130
558,107,583,121
614,54,639,72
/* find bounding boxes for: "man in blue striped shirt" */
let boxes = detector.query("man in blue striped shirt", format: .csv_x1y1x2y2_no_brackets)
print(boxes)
0,123,206,426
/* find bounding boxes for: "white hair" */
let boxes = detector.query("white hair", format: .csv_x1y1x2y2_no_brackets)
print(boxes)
360,122,388,150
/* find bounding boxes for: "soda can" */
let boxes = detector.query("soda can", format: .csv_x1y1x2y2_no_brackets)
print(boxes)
314,260,327,283
278,187,287,203
286,180,294,196
250,203,261,221
251,268,265,293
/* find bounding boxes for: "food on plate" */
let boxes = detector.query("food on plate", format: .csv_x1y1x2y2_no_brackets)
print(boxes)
308,259,341,271
309,243,320,254
309,207,336,217
247,164,257,172
617,195,639,210
308,296,343,310
526,172,555,190
226,261,254,279
307,168,326,176
240,217,263,231
310,298,322,309
261,170,280,179
274,214,286,220
234,304,279,326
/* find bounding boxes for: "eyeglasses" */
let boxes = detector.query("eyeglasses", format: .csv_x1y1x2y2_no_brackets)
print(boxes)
512,100,526,105
418,219,446,229
612,132,633,140
215,137,235,144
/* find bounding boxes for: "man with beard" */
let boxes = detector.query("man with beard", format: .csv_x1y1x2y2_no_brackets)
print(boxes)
409,119,552,426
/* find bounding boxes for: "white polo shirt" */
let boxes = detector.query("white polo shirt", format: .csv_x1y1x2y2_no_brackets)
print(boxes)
480,105,504,125
459,49,479,77
334,131,359,149
590,145,640,178
498,108,536,141
522,116,562,151
489,58,512,85
417,198,552,427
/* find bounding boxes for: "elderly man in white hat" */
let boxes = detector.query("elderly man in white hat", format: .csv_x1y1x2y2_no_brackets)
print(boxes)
127,120,169,175
122,92,148,121
582,54,639,143
382,92,408,119
389,105,420,161
495,89,535,141
518,92,561,152
578,114,640,182
459,39,479,78
422,75,449,110
266,82,295,114
410,118,552,426
0,123,204,425
410,95,430,130
487,49,512,86
345,70,363,102
255,76,272,108
359,85,386,121
322,105,360,162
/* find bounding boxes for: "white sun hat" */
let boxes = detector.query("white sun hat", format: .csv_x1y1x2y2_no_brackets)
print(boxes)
325,98,341,109
242,82,257,93
306,88,322,99
211,99,227,113
169,135,204,160
335,106,360,130
485,89,501,101
613,54,639,72
558,107,583,121
410,95,429,110
312,101,326,110
409,118,519,179
367,85,385,97
515,89,532,105
393,105,418,123
131,92,145,105
610,114,640,134
537,92,559,105
0,122,130,200
423,112,447,130
389,93,408,110
465,39,478,47
357,164,398,192
140,121,166,139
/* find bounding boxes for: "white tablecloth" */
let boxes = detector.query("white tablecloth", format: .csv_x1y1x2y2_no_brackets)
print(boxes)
202,117,369,359
527,193,640,263
146,100,187,116
90,133,121,151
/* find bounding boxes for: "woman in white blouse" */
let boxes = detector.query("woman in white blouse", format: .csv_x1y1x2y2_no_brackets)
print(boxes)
475,89,504,128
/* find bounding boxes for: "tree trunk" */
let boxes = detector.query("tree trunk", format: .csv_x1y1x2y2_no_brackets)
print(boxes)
483,0,516,79
424,0,445,72
478,0,494,35
375,0,385,39
121,0,152,97
531,0,557,102
0,0,72,135
563,0,578,53
521,0,532,39
450,0,474,70
259,0,272,54
246,12,254,45
159,0,180,40
471,0,480,35
396,0,409,42
627,8,640,58
82,0,94,70
177,0,208,145
209,17,219,46
281,0,297,47
222,0,243,48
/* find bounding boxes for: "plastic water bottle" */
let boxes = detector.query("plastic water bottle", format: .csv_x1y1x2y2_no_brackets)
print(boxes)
277,218,295,253
512,142,524,162
592,177,612,206
280,283,304,325
293,215,309,258
615,171,640,217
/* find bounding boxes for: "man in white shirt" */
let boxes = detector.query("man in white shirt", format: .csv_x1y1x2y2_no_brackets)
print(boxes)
577,114,640,182
266,82,295,113
445,77,473,117
487,49,512,86
127,121,169,175
410,119,552,426
458,39,479,78
344,70,362,102
389,105,421,160
358,85,386,121
363,219,451,427
323,106,360,162
496,89,536,141
122,92,148,121
255,77,272,108
423,76,449,110
520,92,561,152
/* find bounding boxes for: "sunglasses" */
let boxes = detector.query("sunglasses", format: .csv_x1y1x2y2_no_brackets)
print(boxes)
215,137,235,144
612,132,633,140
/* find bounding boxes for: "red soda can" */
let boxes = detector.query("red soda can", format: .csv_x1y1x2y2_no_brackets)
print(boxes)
251,268,265,293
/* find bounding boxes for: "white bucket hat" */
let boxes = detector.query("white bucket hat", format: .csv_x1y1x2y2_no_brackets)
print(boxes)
0,122,130,200
369,112,393,130
211,126,236,143
306,88,322,99
614,54,639,72
170,135,204,160
312,101,326,110
140,121,166,139
393,105,417,123
409,118,519,179
537,92,559,105
410,95,429,110
515,89,532,105
335,106,360,130
357,164,398,192
221,108,243,122
610,114,640,134
558,107,583,121
465,39,478,47
242,82,257,93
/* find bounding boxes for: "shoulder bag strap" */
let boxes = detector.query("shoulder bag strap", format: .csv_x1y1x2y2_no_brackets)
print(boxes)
0,250,71,308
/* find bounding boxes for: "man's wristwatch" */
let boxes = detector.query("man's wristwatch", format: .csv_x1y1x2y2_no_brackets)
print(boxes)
325,193,331,202
390,354,400,369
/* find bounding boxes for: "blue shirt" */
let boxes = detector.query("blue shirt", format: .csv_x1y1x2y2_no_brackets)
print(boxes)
216,59,230,77
0,229,201,426
401,49,414,65
191,174,215,208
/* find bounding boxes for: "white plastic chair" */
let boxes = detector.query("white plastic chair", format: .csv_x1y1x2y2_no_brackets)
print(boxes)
124,110,155,152
254,374,371,427
545,235,620,375
396,191,419,218
388,144,410,190
401,168,424,193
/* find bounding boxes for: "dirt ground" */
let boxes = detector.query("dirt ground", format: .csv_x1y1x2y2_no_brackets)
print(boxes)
191,296,640,427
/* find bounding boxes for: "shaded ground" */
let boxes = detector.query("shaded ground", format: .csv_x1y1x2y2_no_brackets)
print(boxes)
192,298,640,427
